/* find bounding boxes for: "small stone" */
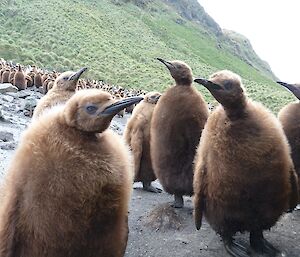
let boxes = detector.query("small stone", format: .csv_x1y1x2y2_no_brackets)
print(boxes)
0,141,16,150
0,83,18,93
1,94,14,102
0,131,14,142
16,90,31,99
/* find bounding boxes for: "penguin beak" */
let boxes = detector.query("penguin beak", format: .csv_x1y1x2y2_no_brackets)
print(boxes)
276,81,300,100
156,58,175,70
194,78,223,90
68,67,87,81
100,96,144,116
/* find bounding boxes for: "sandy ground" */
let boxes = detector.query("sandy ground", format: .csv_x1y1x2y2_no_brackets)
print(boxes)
0,90,299,257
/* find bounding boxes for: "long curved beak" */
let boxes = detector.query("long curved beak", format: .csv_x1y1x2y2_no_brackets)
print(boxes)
277,81,300,100
156,58,175,70
100,96,144,116
194,78,223,90
68,67,87,81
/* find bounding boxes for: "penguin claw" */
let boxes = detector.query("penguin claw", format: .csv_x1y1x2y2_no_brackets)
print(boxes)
224,240,250,257
142,184,162,193
170,195,184,208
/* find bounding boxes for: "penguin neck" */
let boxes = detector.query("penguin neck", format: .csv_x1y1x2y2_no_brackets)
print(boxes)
175,81,192,87
224,98,247,121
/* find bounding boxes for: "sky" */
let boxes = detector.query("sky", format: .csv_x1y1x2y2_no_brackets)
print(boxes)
199,0,300,82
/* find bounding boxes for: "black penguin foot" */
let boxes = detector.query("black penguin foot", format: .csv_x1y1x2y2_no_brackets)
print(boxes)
142,182,162,193
223,238,250,257
170,194,184,208
250,231,280,256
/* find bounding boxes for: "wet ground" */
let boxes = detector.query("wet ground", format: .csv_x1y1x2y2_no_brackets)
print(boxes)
0,89,299,257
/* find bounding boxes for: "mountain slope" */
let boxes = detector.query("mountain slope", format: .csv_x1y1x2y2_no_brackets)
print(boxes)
0,0,294,112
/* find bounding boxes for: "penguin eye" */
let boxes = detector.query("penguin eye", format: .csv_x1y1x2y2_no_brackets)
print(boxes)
85,105,98,114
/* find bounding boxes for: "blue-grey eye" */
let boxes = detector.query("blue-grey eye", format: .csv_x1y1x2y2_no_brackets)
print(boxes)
85,105,98,114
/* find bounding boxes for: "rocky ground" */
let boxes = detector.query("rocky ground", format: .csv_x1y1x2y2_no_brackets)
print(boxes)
0,84,299,257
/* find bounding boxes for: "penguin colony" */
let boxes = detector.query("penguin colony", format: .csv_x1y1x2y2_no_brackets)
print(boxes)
0,57,299,257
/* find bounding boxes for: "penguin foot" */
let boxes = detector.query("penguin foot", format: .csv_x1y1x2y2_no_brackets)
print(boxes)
223,239,250,257
250,231,280,256
142,182,162,193
170,194,184,208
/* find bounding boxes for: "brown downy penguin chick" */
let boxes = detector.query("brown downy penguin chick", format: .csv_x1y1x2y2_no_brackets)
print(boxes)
0,89,143,257
193,70,299,257
1,69,10,83
25,74,33,87
277,81,300,205
32,67,87,119
13,65,26,90
150,58,209,208
8,68,16,84
33,72,43,88
124,91,162,193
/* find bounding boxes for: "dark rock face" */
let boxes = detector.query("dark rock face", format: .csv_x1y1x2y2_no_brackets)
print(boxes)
164,0,222,36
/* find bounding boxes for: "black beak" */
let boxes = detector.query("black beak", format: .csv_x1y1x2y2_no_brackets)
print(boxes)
194,78,223,90
156,58,175,70
277,81,300,99
100,96,144,116
68,67,87,81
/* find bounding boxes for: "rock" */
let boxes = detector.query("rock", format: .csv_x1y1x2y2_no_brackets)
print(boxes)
0,131,14,142
0,83,18,94
1,94,14,103
16,90,31,99
0,141,16,150
23,97,37,117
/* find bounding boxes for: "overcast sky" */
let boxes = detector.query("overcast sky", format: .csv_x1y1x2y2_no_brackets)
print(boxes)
199,0,300,83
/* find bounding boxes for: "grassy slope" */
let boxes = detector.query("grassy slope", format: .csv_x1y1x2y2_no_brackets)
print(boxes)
0,0,294,112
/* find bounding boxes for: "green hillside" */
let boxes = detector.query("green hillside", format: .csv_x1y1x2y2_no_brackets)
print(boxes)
0,0,294,112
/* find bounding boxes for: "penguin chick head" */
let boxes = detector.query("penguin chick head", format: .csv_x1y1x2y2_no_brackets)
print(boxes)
194,70,246,109
157,58,193,85
276,81,300,100
144,91,161,104
63,89,143,133
53,67,87,91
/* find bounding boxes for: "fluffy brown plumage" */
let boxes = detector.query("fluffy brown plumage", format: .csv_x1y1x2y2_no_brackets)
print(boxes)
0,89,143,257
1,69,10,83
277,81,300,203
32,68,87,119
151,59,209,207
193,70,298,256
13,65,26,90
124,91,162,193
33,72,42,88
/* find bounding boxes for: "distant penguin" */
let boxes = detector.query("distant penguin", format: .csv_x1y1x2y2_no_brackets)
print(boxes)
8,68,16,84
115,94,125,118
32,67,87,119
25,74,33,88
150,58,209,208
193,70,298,256
277,81,300,204
0,89,143,257
13,65,26,90
34,72,43,88
1,69,10,83
124,91,162,193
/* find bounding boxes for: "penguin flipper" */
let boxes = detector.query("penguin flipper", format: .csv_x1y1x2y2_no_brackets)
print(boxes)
193,165,207,230
288,166,299,211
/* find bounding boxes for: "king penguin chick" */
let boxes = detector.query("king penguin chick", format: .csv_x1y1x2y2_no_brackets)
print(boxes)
277,81,300,206
13,64,26,90
193,70,298,257
150,58,209,208
32,67,87,119
124,91,162,193
0,89,143,257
